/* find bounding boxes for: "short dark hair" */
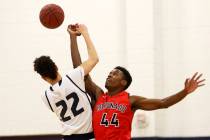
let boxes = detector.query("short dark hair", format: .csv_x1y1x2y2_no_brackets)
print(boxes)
115,66,132,90
33,56,58,80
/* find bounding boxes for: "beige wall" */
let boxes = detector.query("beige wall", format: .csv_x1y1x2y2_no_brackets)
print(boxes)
0,0,210,137
154,0,210,137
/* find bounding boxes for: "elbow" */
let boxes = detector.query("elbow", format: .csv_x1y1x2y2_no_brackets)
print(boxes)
161,105,169,109
87,55,99,67
93,56,99,65
96,57,99,64
73,64,78,68
95,56,99,63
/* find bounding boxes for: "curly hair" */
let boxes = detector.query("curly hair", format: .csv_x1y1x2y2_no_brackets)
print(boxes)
33,56,58,80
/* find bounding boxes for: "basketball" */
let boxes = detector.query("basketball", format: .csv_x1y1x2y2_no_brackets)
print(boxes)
39,4,64,29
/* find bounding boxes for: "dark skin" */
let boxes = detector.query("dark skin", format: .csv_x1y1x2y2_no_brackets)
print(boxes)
68,24,206,112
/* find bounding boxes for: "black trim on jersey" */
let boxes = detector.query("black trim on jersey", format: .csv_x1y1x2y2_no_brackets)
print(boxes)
45,91,54,112
50,86,54,91
58,79,62,86
66,75,86,93
50,80,62,91
66,75,92,108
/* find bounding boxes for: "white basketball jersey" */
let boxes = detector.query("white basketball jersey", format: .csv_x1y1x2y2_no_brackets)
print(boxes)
41,66,92,135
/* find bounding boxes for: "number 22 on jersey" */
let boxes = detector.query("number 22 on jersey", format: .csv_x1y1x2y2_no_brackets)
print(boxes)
55,92,84,122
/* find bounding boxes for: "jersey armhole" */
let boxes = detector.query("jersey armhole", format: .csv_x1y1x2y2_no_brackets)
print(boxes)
44,91,54,112
127,92,134,113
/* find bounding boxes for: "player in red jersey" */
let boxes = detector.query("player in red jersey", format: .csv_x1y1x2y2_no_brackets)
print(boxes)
69,24,205,140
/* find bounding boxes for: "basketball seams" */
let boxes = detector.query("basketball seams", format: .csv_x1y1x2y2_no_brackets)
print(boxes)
50,8,60,28
49,4,64,28
48,7,58,28
52,7,64,27
40,8,52,27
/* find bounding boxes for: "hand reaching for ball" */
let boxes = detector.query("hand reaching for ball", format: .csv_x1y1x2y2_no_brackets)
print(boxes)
67,23,90,37
76,24,89,35
67,24,81,36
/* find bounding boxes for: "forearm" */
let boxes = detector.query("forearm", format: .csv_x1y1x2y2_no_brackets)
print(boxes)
70,35,82,68
82,33,99,63
133,72,205,111
161,89,188,108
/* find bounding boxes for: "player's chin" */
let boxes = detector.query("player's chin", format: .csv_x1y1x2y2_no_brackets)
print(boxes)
105,81,110,89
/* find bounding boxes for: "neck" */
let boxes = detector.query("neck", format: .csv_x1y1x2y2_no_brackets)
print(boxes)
107,88,124,96
49,74,62,85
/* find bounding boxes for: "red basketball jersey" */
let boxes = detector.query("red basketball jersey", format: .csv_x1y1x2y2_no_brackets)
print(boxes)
93,91,134,140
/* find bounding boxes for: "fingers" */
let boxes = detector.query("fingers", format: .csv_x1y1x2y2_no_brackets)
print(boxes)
195,73,203,81
184,72,205,94
67,24,82,36
189,72,205,87
198,79,205,84
198,84,205,87
75,23,79,28
67,23,86,36
190,72,204,82
76,24,87,30
185,78,189,87
69,24,76,31
67,28,75,33
198,79,205,87
191,72,198,81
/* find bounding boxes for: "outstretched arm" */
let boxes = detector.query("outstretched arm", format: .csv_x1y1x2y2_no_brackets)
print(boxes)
68,24,82,68
130,72,205,112
75,24,99,76
67,24,103,100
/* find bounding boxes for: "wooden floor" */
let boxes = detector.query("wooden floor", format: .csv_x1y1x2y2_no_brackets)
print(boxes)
0,136,210,140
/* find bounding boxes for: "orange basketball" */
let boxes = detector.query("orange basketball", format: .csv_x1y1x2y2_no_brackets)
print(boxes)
39,4,64,29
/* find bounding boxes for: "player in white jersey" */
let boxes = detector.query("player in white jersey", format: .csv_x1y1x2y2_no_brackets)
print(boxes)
33,24,98,140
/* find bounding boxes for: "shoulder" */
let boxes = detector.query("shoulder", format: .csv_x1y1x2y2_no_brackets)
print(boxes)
41,88,52,100
65,66,85,89
129,95,146,106
66,66,84,78
129,95,136,105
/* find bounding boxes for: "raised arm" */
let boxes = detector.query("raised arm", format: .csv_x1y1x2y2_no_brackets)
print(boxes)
130,72,205,112
75,24,99,76
67,24,82,68
67,24,104,100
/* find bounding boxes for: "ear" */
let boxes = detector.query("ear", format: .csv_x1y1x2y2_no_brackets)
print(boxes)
121,80,127,86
